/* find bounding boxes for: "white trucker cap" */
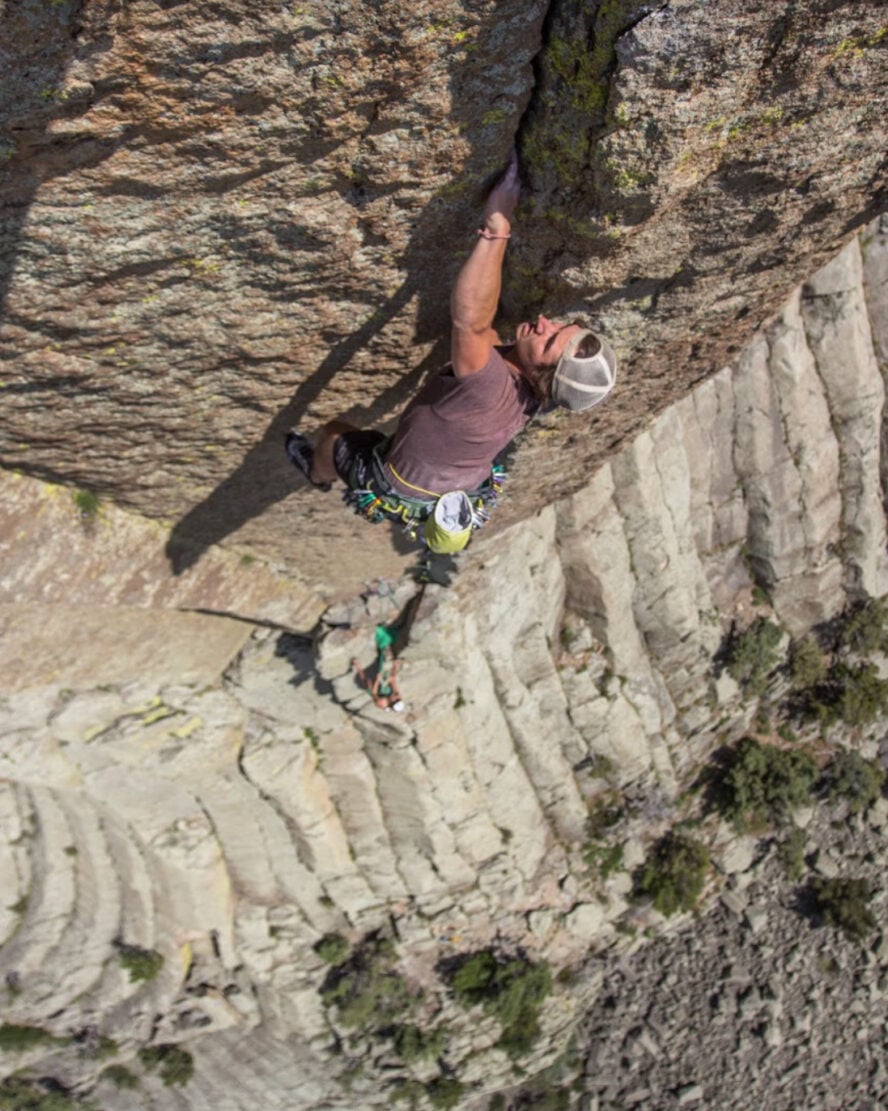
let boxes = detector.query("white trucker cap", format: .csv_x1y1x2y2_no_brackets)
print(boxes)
552,330,617,411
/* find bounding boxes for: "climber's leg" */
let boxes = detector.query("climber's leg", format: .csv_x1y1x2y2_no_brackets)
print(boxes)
311,420,361,485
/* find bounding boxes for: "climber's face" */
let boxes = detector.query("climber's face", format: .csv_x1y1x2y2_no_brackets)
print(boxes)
513,316,582,370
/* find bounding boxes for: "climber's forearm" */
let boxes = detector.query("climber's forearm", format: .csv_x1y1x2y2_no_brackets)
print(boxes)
450,151,518,375
450,213,511,336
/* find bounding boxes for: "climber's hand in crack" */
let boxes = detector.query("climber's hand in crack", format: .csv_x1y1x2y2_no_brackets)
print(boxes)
481,148,521,237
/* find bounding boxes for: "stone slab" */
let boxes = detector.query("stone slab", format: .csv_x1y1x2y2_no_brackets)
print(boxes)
0,603,253,693
0,469,324,631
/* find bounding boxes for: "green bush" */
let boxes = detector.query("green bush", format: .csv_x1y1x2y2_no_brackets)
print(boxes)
313,933,350,965
426,1078,465,1110
101,1065,139,1090
389,1077,466,1111
447,950,552,1058
796,660,888,729
138,1044,194,1087
724,618,784,695
638,830,709,916
0,1025,60,1052
837,597,888,656
583,841,624,878
585,794,623,837
582,793,625,876
833,663,888,726
116,942,164,983
716,736,818,830
497,1004,543,1058
826,749,885,813
391,1024,445,1063
777,825,807,881
320,936,412,1030
0,1078,87,1111
72,489,100,521
789,635,827,689
810,877,877,942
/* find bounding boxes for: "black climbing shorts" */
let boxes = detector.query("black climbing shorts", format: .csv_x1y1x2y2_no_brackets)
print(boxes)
333,429,388,488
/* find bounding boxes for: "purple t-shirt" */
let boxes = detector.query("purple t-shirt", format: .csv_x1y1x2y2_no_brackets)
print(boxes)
384,348,537,497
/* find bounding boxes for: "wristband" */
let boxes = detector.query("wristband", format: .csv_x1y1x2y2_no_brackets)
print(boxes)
477,227,511,240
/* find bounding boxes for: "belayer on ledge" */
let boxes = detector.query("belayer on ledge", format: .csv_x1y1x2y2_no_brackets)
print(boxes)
286,151,617,554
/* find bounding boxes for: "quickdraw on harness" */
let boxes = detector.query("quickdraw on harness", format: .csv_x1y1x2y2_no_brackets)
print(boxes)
343,437,507,552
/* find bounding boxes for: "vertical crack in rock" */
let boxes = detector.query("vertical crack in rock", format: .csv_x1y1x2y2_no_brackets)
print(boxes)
518,0,665,199
232,732,335,932
798,236,888,602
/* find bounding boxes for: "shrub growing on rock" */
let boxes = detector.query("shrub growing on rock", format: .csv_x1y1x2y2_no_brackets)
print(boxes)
72,489,100,522
723,618,784,696
390,1077,465,1110
101,1064,139,1090
0,1077,86,1110
810,877,877,942
583,841,624,879
313,932,350,965
585,793,623,837
115,942,164,983
637,830,709,916
826,749,885,813
836,596,888,656
832,663,888,727
390,1023,446,1063
319,936,413,1030
789,635,827,689
445,949,552,1058
716,736,818,830
582,793,625,877
795,661,888,730
425,1077,465,1109
777,824,807,881
137,1044,194,1087
0,1024,61,1052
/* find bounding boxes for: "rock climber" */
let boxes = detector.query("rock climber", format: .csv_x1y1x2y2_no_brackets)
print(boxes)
286,151,617,551
351,623,405,712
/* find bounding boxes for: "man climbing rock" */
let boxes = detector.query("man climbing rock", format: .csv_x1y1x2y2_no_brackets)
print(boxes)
286,151,616,551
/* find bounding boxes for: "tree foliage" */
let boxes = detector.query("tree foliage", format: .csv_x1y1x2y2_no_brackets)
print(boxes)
716,736,818,830
638,830,709,916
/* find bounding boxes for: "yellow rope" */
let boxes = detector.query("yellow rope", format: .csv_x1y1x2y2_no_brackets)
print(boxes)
385,460,441,499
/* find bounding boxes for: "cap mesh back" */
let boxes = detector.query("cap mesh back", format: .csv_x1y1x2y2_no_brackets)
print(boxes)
552,331,617,410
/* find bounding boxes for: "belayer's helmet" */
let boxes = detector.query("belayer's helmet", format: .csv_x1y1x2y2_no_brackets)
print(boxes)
551,330,617,411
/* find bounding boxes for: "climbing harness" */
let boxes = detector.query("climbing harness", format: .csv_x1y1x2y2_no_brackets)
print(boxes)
342,437,507,553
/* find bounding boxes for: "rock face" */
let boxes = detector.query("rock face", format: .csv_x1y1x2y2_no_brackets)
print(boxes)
1,0,885,600
1,225,886,1108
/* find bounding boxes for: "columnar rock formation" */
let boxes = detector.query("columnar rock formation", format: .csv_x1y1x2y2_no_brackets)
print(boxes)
1,223,886,1108
1,0,885,598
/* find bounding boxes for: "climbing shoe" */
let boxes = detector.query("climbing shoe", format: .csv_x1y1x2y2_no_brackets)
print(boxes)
285,430,330,490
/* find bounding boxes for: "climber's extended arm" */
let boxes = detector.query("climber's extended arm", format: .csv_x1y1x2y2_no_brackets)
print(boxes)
450,151,520,378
